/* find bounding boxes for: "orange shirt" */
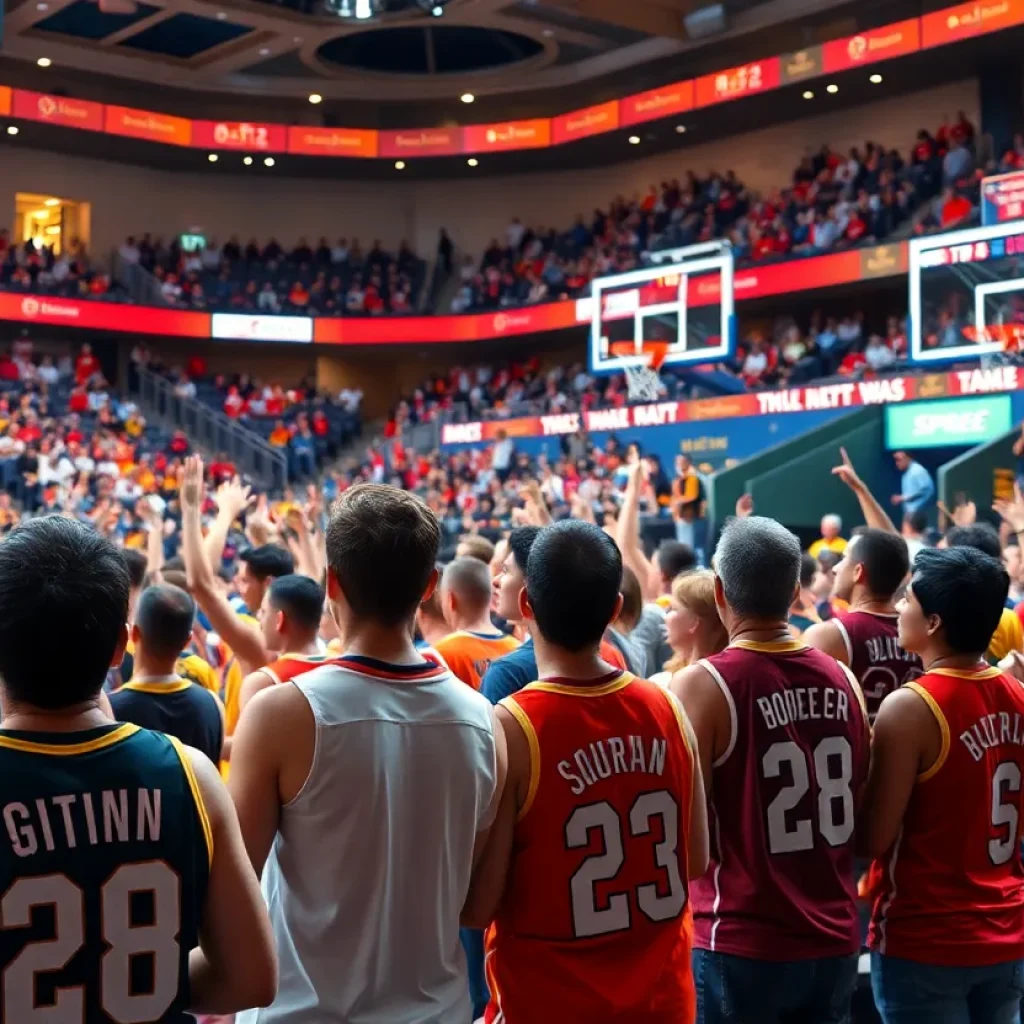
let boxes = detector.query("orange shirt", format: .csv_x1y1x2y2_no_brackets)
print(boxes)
433,630,520,690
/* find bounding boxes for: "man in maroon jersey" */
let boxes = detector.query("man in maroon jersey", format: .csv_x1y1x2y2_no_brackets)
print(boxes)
804,529,922,720
672,515,870,1023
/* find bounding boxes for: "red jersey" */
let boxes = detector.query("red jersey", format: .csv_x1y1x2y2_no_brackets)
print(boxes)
691,639,868,960
486,671,696,1023
262,652,330,685
832,610,922,721
868,666,1024,965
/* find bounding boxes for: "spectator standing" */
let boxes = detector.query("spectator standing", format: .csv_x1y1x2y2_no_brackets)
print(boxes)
892,451,936,519
438,229,454,275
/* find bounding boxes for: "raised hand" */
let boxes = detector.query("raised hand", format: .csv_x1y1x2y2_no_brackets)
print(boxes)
831,447,864,492
994,482,1024,534
216,475,253,521
735,493,754,519
181,454,205,510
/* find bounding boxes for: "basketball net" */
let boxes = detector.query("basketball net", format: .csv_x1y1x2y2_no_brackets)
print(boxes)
609,339,669,403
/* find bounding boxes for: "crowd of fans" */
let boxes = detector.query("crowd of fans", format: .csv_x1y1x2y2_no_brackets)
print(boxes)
0,229,117,301
454,113,983,313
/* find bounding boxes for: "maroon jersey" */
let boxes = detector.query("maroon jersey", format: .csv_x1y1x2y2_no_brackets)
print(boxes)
691,639,869,961
832,610,922,721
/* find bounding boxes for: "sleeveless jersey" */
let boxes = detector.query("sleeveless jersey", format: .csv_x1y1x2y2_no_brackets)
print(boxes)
262,652,331,685
432,631,520,690
485,671,697,1023
692,639,869,960
868,666,1024,966
0,723,211,1022
832,609,922,720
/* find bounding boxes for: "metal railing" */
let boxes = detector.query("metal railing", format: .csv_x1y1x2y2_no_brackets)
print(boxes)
131,367,287,490
111,252,169,308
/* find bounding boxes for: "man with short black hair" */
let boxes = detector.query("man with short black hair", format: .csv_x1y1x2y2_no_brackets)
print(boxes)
229,480,501,1024
0,518,276,1017
238,575,327,713
673,516,869,1023
864,546,1024,1022
466,520,707,1020
235,544,296,616
805,529,922,719
111,584,225,764
435,558,519,690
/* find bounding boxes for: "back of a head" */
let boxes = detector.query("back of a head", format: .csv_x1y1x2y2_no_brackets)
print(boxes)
715,516,801,621
442,558,493,618
905,509,928,535
269,574,325,635
0,517,130,708
418,568,447,624
672,569,729,649
657,540,698,582
849,528,910,600
240,543,295,581
618,565,644,631
946,523,1002,561
122,548,148,591
507,525,541,571
161,568,190,594
457,534,496,566
525,520,622,652
799,553,817,589
327,483,441,627
136,584,197,663
912,546,1008,654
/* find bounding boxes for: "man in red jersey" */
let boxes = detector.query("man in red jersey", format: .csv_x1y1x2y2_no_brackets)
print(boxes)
863,546,1024,1022
464,519,708,1023
672,515,869,1023
805,529,921,720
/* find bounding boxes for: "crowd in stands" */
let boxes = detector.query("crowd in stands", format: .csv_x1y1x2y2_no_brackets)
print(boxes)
453,112,983,313
117,234,427,316
0,229,117,300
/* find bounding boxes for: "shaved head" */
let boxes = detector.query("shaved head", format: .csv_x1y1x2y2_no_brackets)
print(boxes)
441,557,493,617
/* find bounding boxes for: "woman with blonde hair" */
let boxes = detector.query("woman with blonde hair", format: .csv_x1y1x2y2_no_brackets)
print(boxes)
651,569,729,687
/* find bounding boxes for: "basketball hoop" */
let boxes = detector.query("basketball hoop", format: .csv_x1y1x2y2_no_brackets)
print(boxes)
609,339,669,403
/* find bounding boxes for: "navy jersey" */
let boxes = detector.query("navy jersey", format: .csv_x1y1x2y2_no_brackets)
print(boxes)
0,722,211,1023
111,679,224,764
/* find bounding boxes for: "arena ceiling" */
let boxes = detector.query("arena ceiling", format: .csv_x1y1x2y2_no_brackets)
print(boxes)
0,0,889,117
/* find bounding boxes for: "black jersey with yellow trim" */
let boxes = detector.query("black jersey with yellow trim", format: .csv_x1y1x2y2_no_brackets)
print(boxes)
0,722,210,1022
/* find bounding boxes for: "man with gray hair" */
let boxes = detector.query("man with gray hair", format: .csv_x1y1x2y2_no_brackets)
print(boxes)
672,516,870,1024
809,512,847,559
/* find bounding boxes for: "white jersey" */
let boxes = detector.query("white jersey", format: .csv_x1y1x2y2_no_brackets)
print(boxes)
238,654,497,1024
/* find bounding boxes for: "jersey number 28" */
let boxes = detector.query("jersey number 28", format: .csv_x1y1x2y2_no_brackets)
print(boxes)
2,861,180,1022
566,791,686,938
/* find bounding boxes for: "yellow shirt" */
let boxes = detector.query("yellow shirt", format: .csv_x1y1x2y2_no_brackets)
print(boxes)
808,536,848,559
988,607,1023,663
218,612,260,780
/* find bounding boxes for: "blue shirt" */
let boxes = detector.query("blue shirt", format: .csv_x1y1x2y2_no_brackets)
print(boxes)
481,636,536,705
901,460,936,514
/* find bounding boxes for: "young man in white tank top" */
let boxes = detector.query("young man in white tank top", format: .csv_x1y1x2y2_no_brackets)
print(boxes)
228,481,506,1024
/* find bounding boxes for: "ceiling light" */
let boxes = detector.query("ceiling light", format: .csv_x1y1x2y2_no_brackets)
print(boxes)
308,93,322,104
36,2,48,10
431,4,443,14
243,156,253,165
216,10,227,18
395,160,406,169
870,73,883,84
43,198,59,207
802,90,814,100
36,57,52,68
826,83,838,94
6,126,19,136
461,93,474,104
264,157,275,167
259,47,271,56
542,28,554,37
628,135,640,145
467,158,478,167
44,225,60,235
208,153,219,163
675,124,686,134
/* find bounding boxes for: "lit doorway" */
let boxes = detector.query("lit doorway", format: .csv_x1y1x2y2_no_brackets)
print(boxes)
14,193,91,256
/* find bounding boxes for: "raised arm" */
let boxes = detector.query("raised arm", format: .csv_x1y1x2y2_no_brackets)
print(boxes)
832,447,897,534
616,459,656,601
180,455,268,675
204,476,253,574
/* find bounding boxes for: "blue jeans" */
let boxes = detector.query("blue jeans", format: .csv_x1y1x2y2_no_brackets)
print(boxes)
871,952,1024,1024
693,948,858,1023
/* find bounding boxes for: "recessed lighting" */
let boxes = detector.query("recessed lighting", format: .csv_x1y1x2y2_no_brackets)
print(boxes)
216,10,226,18
259,47,271,56
803,90,814,99
870,73,883,84
460,93,474,104
6,126,19,136
264,157,275,167
675,124,686,134
208,153,218,163
542,28,554,37
826,83,838,94
628,135,640,145
431,4,443,14
35,2,48,10
467,158,478,167
395,160,406,170
308,93,322,104
243,156,253,165
43,198,59,207
36,57,52,68
293,35,302,42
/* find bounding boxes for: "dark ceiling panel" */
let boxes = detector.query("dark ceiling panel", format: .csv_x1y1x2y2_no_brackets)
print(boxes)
242,49,325,77
120,12,252,57
33,0,160,40
506,2,649,44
